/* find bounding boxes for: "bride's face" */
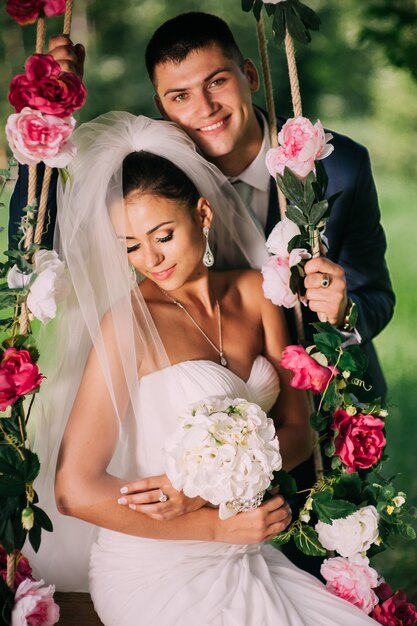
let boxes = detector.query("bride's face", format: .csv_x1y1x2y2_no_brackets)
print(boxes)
119,193,212,289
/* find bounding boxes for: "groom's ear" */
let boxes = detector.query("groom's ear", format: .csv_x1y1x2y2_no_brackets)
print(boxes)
154,94,169,120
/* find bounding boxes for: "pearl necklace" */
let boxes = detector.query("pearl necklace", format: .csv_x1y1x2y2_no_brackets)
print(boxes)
157,287,228,367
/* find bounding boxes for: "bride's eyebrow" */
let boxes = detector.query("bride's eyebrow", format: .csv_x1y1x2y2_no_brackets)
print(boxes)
146,221,175,235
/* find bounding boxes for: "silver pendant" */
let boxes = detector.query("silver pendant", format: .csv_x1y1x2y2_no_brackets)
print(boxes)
220,353,228,367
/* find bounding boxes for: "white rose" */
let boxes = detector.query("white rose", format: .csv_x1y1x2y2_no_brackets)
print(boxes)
261,256,298,308
7,264,33,289
265,217,301,257
315,505,379,558
27,250,70,323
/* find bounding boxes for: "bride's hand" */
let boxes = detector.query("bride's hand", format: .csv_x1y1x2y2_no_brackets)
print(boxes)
117,474,206,521
214,495,292,545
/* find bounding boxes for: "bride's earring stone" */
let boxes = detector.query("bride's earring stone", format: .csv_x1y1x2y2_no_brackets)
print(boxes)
202,226,214,267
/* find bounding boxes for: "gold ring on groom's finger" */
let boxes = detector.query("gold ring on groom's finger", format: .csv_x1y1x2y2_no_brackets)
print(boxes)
321,274,331,288
159,489,169,503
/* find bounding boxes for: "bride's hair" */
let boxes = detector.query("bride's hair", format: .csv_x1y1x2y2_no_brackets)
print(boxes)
122,151,200,210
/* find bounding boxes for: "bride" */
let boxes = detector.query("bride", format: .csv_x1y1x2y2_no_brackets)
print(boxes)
32,112,376,625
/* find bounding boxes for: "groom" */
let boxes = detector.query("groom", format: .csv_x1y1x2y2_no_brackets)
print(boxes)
9,10,394,575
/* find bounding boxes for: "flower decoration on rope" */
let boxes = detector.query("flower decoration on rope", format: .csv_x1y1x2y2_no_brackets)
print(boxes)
6,53,85,169
6,0,65,26
262,116,339,307
241,0,321,44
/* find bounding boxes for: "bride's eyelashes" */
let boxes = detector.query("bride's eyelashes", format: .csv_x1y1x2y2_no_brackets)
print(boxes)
156,232,174,243
126,232,174,254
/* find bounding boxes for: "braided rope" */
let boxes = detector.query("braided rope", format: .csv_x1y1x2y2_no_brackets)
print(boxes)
36,17,45,54
284,28,323,479
284,31,302,118
34,166,53,245
6,553,16,590
63,0,74,36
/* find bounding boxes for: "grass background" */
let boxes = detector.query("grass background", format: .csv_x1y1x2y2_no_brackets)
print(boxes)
1,158,416,600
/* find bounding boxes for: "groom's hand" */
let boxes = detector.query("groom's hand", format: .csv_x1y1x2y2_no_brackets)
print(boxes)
304,257,348,328
48,35,85,78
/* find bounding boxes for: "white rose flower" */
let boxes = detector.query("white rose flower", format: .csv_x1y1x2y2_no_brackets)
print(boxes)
26,250,71,323
315,505,379,558
265,217,301,257
7,264,33,289
165,397,282,520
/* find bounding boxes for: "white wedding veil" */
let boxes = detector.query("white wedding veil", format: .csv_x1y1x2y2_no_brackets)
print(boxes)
26,112,268,591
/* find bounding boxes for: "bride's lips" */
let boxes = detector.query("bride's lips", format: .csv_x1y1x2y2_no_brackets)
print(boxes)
150,265,176,281
197,115,231,135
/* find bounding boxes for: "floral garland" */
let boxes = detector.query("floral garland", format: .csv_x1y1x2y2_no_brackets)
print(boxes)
242,2,417,622
0,1,86,623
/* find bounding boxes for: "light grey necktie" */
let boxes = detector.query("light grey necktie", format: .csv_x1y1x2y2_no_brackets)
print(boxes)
231,180,264,234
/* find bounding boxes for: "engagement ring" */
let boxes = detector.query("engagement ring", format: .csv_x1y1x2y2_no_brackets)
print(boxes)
159,489,168,503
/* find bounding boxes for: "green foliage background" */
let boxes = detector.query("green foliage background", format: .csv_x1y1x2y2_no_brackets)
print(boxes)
1,0,416,602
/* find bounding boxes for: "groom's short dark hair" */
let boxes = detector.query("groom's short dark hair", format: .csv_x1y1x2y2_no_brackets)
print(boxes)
145,12,245,83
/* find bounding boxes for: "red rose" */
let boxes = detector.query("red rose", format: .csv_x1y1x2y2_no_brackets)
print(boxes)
6,0,43,25
6,0,65,25
372,590,417,626
9,54,86,118
333,409,386,473
0,348,43,411
280,345,337,393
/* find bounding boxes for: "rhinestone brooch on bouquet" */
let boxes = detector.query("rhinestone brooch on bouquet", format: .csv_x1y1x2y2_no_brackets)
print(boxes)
227,490,265,514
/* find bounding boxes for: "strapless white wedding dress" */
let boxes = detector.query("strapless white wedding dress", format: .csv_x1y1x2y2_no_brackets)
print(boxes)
88,356,375,626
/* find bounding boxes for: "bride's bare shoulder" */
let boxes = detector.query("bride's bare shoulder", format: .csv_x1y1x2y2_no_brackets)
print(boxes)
219,268,263,294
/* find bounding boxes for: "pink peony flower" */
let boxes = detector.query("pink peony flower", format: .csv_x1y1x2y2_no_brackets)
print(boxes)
261,255,298,308
9,54,86,118
280,344,337,393
11,578,59,626
372,590,417,626
333,409,386,473
0,549,33,590
266,116,334,180
6,107,76,167
321,554,379,614
0,348,44,411
6,0,65,25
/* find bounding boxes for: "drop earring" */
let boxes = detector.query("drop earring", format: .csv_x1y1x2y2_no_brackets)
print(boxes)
202,226,214,267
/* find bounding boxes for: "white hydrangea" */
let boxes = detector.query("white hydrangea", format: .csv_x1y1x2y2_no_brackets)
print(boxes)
164,397,282,519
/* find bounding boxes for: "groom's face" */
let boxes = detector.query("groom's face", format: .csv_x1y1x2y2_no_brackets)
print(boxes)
153,43,261,175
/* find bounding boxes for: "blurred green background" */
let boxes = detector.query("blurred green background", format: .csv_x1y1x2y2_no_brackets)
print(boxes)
1,0,416,602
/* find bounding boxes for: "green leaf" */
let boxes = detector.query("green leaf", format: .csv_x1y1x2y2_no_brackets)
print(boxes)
287,234,308,253
270,528,292,547
272,469,297,499
286,205,308,226
323,440,336,458
333,472,363,502
287,3,311,44
253,0,264,21
293,525,326,556
272,6,286,44
296,0,321,31
313,332,342,356
309,200,329,226
241,0,254,11
309,411,330,434
29,521,42,553
32,503,53,532
311,491,357,524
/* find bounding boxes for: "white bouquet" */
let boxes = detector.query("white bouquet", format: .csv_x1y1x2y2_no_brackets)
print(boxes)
164,397,282,519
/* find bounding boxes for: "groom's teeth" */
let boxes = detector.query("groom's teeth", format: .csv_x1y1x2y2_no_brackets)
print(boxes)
200,120,225,132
